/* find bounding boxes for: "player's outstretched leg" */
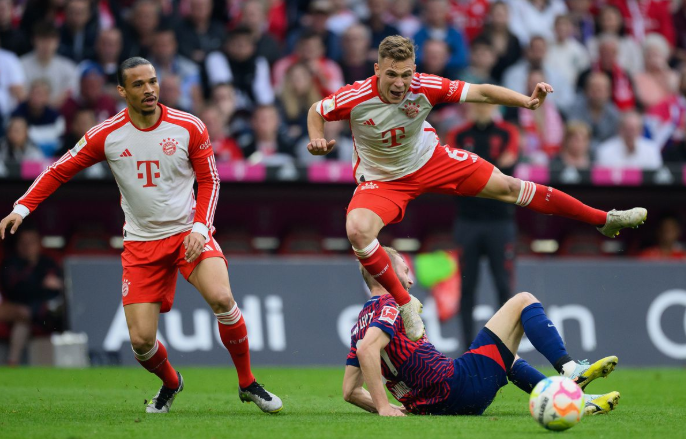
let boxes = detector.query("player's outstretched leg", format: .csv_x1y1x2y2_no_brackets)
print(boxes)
190,258,283,413
476,168,647,237
584,391,621,415
347,208,425,341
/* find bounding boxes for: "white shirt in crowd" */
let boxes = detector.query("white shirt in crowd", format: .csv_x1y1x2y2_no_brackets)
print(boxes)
596,135,663,170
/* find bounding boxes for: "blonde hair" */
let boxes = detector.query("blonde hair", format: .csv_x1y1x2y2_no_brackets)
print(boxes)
564,121,590,144
378,35,416,63
359,246,401,289
280,63,323,120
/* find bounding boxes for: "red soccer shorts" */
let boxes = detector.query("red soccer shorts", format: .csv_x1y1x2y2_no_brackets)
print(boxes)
121,231,227,312
347,144,495,225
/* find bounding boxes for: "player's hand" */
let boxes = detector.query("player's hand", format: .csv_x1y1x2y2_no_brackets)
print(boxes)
0,213,23,240
307,138,336,156
526,82,553,110
183,232,206,263
378,405,406,417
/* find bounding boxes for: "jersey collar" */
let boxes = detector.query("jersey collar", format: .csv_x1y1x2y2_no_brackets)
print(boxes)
126,103,166,132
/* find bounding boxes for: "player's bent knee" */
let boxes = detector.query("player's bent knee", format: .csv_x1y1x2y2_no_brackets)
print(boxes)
130,335,156,354
208,291,235,314
346,217,376,247
514,292,538,308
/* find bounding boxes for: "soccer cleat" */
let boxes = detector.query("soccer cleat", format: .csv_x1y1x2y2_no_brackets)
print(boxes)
564,356,618,391
597,208,647,238
584,391,620,415
398,294,425,341
146,372,184,413
239,381,283,413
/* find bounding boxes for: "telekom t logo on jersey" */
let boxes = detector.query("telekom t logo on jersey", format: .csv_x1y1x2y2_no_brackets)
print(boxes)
137,160,160,187
381,127,406,147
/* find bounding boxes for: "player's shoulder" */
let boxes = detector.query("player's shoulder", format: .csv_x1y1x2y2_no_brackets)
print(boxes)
85,109,128,141
336,76,374,95
410,72,447,92
333,76,375,104
376,294,399,309
163,105,207,135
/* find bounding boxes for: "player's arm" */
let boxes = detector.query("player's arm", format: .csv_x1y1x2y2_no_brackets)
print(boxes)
307,102,335,156
465,82,554,110
342,365,378,412
188,126,219,262
0,137,105,240
356,327,405,417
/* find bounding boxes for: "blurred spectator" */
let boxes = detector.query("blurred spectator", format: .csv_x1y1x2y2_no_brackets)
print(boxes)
149,27,202,113
0,0,30,56
326,0,358,36
418,39,460,79
566,0,595,44
638,216,686,260
652,69,686,163
511,69,564,164
58,0,99,62
506,0,567,45
61,62,118,131
238,0,282,66
577,34,637,111
210,83,239,128
413,0,469,72
296,118,354,164
21,23,78,109
605,0,675,47
87,28,123,95
477,1,521,83
674,1,686,64
339,24,375,85
0,228,64,366
448,102,518,346
288,0,342,61
0,40,26,119
546,14,590,87
550,121,592,171
273,30,344,97
388,0,421,38
567,72,620,148
159,74,190,112
11,79,66,156
20,0,65,40
502,35,574,113
587,5,643,75
278,63,324,146
240,104,295,165
0,118,44,177
634,33,678,111
205,26,274,113
176,0,225,64
121,0,160,60
364,0,401,50
460,36,496,84
56,108,95,157
596,111,662,170
449,0,490,42
200,105,243,162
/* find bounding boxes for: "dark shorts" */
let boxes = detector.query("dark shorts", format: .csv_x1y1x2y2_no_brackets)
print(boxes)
428,327,514,415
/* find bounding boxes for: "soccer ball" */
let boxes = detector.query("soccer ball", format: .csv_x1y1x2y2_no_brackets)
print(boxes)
529,376,584,431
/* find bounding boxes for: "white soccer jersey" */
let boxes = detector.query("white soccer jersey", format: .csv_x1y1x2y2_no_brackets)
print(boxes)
13,104,219,241
316,73,470,182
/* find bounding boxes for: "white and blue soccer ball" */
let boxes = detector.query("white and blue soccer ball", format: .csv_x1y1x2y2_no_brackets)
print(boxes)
529,376,584,431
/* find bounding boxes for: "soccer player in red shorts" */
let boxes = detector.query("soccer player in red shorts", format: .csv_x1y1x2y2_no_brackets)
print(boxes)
0,58,282,414
307,35,647,341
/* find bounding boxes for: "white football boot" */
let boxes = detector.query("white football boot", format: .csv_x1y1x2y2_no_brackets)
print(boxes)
398,294,425,342
239,381,283,413
597,208,647,238
146,372,184,413
562,356,618,391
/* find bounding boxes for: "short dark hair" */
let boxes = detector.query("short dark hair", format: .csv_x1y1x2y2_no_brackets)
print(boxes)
117,57,152,86
227,25,253,40
33,21,60,39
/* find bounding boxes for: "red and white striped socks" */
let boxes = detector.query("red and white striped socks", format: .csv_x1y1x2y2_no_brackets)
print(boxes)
134,340,179,389
516,181,607,226
216,303,255,389
353,239,411,306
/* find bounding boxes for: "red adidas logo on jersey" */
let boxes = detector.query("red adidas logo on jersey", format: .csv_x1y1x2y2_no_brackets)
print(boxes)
120,149,132,157
362,118,375,126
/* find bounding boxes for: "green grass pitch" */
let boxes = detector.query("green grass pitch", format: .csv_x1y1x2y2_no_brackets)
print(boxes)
1,367,685,438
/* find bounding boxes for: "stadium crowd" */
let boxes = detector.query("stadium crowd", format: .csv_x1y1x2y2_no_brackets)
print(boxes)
0,0,684,174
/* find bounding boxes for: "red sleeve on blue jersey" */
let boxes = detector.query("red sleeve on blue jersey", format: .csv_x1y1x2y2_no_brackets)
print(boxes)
316,76,374,122
368,295,401,340
410,73,469,106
